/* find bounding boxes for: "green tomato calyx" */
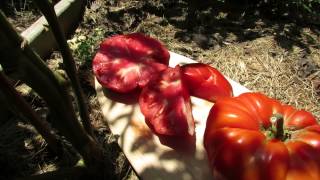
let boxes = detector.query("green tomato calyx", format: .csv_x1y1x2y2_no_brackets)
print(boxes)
265,114,291,141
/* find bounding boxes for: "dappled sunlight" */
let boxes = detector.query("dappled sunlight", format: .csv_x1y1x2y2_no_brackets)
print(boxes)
95,52,250,179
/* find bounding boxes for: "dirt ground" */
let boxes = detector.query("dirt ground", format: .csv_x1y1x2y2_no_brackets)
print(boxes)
1,0,320,179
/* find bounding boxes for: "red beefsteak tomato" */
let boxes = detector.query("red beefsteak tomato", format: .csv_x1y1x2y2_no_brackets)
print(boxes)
204,92,320,180
92,33,169,93
181,63,233,102
139,65,194,137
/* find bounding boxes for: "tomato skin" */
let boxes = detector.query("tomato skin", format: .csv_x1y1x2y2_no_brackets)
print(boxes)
204,92,320,180
139,66,195,137
181,63,233,102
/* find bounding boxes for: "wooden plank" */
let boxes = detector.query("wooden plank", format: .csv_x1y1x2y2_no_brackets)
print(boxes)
95,51,250,180
21,0,86,58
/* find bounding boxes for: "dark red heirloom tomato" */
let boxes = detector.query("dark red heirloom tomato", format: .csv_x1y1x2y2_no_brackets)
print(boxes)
181,63,233,102
139,66,194,137
204,92,320,180
92,33,170,93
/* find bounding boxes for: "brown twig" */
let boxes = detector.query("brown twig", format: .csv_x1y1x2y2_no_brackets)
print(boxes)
0,65,61,155
32,0,93,137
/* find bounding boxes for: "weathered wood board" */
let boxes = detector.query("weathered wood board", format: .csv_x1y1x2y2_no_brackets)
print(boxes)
95,52,250,180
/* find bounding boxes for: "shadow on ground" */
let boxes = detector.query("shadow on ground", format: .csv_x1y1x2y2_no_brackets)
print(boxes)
104,0,320,53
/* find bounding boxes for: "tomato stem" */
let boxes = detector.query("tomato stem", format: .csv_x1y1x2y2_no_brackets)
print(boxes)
270,114,284,140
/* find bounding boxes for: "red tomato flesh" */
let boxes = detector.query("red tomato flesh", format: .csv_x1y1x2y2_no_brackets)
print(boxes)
139,66,195,137
93,33,170,93
181,63,233,102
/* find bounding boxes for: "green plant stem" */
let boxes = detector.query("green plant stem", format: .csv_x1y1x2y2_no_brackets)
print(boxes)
0,11,114,177
32,0,93,137
0,10,86,154
0,65,61,155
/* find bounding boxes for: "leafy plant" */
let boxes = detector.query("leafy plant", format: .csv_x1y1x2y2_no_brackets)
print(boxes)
69,27,106,65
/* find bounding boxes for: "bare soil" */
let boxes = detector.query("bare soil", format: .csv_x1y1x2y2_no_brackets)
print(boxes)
1,0,319,179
